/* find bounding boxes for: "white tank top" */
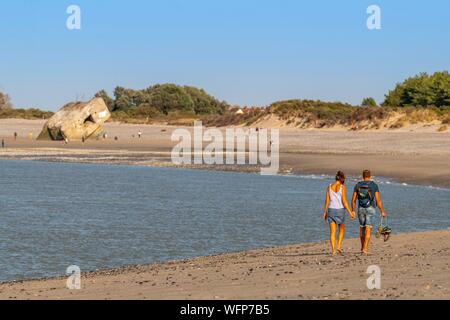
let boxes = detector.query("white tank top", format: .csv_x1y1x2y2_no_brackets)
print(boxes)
329,184,344,209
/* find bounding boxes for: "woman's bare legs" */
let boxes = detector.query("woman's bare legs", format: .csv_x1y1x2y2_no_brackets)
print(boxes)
329,222,337,256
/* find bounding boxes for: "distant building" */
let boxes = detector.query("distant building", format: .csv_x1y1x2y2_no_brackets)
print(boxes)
229,106,255,115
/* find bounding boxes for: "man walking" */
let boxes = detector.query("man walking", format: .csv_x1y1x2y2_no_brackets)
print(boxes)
352,170,387,255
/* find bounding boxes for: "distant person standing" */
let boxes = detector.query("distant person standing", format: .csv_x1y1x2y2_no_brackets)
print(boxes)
1,139,5,148
138,130,142,139
14,132,17,140
352,170,388,255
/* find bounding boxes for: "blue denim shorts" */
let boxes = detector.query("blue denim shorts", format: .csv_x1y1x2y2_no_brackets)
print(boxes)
328,208,346,225
358,207,376,227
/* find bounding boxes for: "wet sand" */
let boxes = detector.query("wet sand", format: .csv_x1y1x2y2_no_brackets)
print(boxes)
1,119,450,187
0,230,448,300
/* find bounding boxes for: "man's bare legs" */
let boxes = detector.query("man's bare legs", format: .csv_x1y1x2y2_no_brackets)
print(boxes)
362,227,372,254
360,227,365,253
329,222,337,256
337,224,345,254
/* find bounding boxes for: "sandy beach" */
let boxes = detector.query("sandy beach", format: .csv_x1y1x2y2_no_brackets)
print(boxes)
1,119,450,187
1,119,449,300
0,229,448,300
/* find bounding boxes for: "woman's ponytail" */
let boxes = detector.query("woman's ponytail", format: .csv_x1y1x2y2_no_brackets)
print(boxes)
335,171,346,184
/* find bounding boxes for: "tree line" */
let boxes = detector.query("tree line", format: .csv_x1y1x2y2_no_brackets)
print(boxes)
382,71,450,108
1,71,449,121
94,71,450,115
95,84,229,118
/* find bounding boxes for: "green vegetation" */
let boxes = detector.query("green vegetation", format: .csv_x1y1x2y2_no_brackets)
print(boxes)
267,100,450,129
361,97,377,107
258,72,450,128
0,91,53,119
383,71,450,107
0,107,53,120
269,100,357,127
0,91,12,110
443,115,450,124
202,108,265,127
95,84,229,123
2,71,450,129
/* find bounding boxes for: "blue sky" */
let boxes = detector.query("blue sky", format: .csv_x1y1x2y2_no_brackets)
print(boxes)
0,0,449,111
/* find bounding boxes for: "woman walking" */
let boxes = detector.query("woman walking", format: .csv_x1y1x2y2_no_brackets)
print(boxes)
323,171,354,256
